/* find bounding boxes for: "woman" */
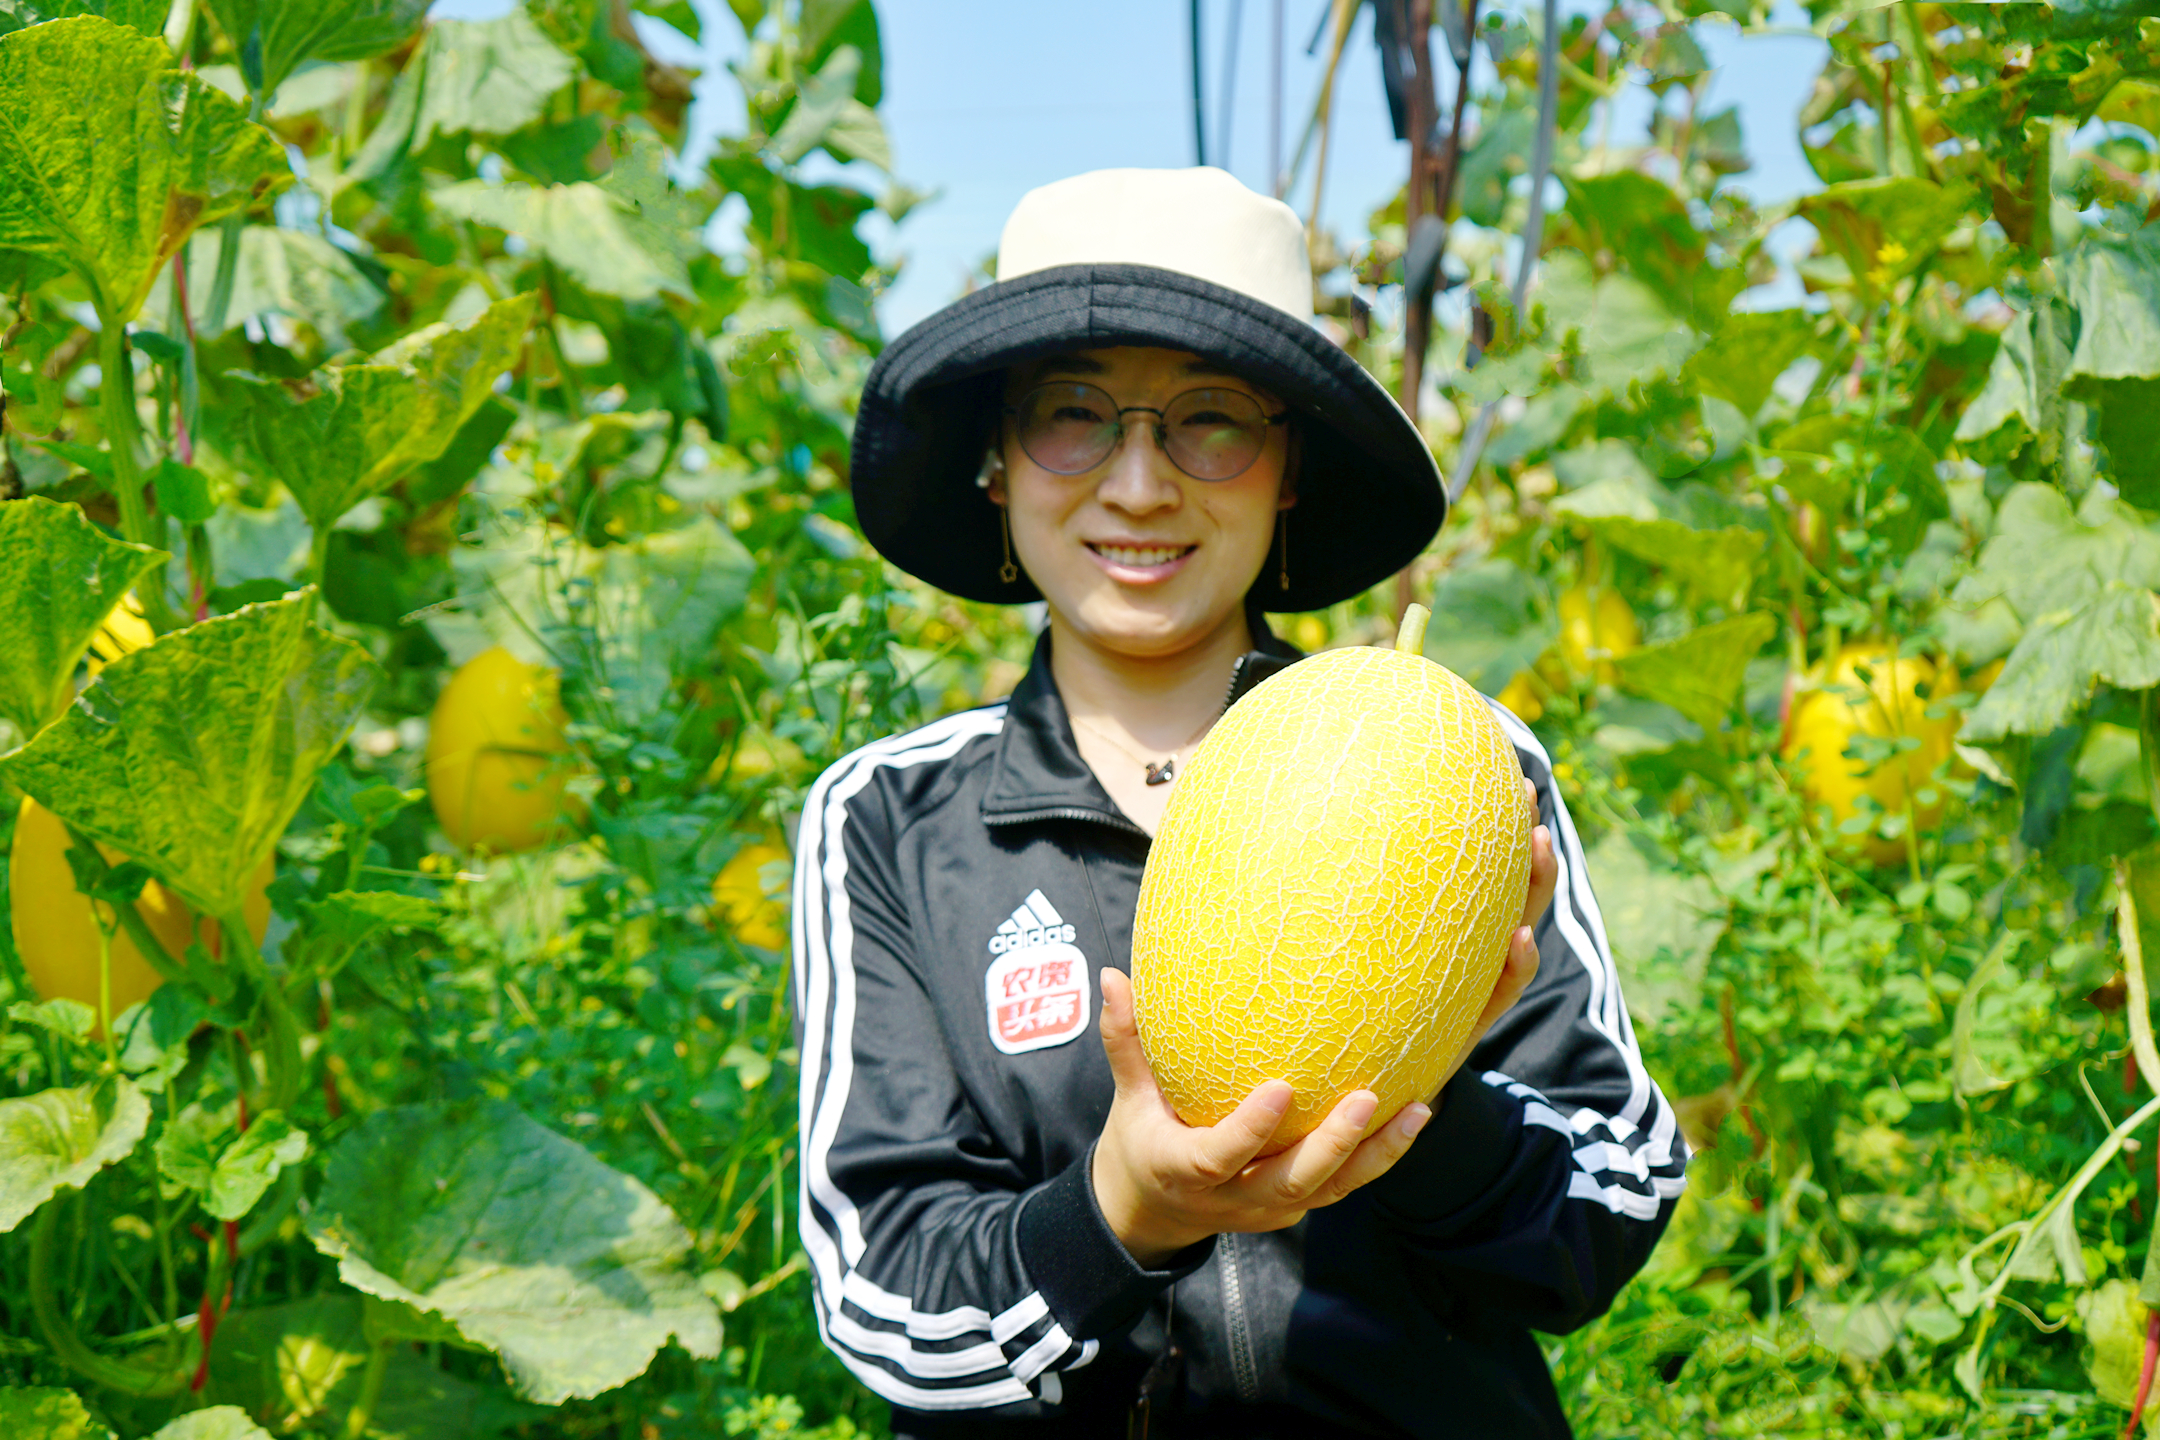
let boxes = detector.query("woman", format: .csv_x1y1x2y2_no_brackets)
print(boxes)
795,168,1683,1438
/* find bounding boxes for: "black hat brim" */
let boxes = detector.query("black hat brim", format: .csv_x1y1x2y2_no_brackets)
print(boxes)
849,263,1446,612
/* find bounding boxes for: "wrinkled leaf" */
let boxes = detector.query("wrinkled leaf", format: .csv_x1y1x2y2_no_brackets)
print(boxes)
0,1078,149,1231
0,594,379,920
148,1407,273,1440
161,225,385,347
207,1112,307,1221
228,293,533,535
350,10,576,176
1963,581,2160,741
1951,482,2160,621
0,17,289,322
2062,231,2160,502
2081,1279,2160,1426
1423,558,1556,695
1681,310,1817,418
1796,177,1969,303
582,517,756,722
1951,933,2041,1097
1588,828,1722,1027
155,1099,233,1199
1953,294,2074,464
0,497,166,737
1571,515,1765,609
202,0,426,100
203,1294,538,1435
9,998,97,1043
306,1098,721,1404
114,984,209,1087
1612,613,1777,734
0,1388,114,1440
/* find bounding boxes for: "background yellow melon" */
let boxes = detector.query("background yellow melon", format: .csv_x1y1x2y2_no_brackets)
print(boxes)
1131,609,1535,1147
1782,643,1958,868
10,797,273,1031
425,646,585,853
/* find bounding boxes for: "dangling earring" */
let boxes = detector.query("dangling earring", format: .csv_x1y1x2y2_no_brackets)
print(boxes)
1277,511,1290,593
999,507,1019,585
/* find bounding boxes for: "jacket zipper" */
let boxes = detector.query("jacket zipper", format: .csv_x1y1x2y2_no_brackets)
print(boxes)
1217,1233,1261,1402
983,806,1149,838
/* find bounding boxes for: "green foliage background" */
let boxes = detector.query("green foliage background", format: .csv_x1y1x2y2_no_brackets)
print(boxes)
2,0,2160,1435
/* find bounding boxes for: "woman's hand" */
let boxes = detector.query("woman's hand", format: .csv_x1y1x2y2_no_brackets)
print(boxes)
1089,783,1560,1268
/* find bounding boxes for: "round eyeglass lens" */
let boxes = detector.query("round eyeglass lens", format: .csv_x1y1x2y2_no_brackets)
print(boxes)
1162,387,1268,480
1014,383,1121,475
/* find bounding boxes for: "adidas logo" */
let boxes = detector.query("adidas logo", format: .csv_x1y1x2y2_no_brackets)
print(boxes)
987,889,1078,954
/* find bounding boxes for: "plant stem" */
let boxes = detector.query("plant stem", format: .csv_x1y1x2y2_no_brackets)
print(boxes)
29,1197,188,1397
342,1339,394,1439
1395,602,1430,656
2117,857,2160,1098
94,322,182,627
223,908,303,1114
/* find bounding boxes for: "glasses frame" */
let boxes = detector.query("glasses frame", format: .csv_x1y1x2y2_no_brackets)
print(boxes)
1001,381,1292,483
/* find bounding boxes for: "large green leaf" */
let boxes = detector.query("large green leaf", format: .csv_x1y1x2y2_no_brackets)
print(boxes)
0,1078,149,1232
202,0,426,100
1423,558,1557,694
581,517,756,723
227,293,534,534
1953,294,2074,464
433,133,703,304
208,1111,308,1221
148,1408,273,1440
0,593,378,919
204,1295,538,1436
1680,310,1817,418
2062,231,2160,503
1950,482,2160,621
1569,515,1765,609
1612,612,1778,734
306,1099,721,1404
1963,581,2160,741
1795,177,1970,304
0,17,289,323
0,496,164,738
348,10,575,176
163,225,385,347
0,1388,113,1440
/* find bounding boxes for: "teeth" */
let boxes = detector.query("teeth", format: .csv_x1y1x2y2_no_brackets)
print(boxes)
1096,545,1187,567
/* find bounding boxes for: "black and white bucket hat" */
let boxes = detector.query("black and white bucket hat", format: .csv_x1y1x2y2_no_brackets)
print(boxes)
849,167,1445,612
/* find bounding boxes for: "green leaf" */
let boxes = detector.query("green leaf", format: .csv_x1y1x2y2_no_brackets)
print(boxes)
0,593,379,920
306,1098,722,1404
0,17,290,323
0,0,166,37
1570,516,1766,609
1952,482,2160,621
202,1294,540,1435
1421,558,1557,695
0,496,166,737
2061,231,2160,503
0,1388,114,1440
201,0,426,100
1963,581,2160,741
583,517,756,723
1586,828,1722,1028
1611,612,1778,734
149,458,215,526
1794,177,1971,304
228,293,533,535
434,133,704,304
206,1111,307,1221
2080,1280,2160,1414
165,225,385,346
1681,310,1817,418
8,998,97,1044
0,1078,149,1231
114,984,210,1087
155,1099,232,1199
1951,932,2041,1097
772,44,887,168
1952,295,2074,464
348,10,575,175
148,1406,274,1440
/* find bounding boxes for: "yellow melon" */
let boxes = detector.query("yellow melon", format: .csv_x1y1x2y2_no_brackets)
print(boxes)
1782,643,1958,867
1557,583,1639,685
1131,606,1535,1148
712,840,792,951
10,797,273,1033
424,647,585,854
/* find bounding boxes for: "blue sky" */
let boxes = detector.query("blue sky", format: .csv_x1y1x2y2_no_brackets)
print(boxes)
433,1,1831,332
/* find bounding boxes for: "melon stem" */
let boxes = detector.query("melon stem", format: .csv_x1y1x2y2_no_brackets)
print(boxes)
1395,603,1430,656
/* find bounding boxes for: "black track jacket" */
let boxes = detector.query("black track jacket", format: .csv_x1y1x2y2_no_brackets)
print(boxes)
791,629,1686,1438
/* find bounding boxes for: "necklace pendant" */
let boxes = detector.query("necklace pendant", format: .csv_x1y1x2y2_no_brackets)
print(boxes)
1145,758,1176,786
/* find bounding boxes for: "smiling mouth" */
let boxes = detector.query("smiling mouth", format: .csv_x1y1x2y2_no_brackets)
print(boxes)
1088,543,1196,568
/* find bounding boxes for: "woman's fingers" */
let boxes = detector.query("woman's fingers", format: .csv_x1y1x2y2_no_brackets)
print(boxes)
1232,1089,1378,1204
1521,822,1557,930
1479,927,1542,1032
1304,1102,1432,1207
1182,1080,1294,1184
1095,968,1161,1100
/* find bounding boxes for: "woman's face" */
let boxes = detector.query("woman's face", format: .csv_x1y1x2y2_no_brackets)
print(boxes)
990,346,1295,660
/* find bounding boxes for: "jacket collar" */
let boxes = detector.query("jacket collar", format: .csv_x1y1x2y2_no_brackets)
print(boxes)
980,614,1302,834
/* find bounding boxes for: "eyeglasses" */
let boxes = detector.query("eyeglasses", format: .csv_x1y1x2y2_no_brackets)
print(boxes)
1003,381,1290,482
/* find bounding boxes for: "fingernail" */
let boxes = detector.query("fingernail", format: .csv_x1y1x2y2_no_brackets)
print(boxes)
1343,1094,1378,1130
1401,1104,1431,1139
1260,1082,1293,1115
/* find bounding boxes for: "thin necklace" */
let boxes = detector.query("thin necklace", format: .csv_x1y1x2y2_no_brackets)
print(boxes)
1070,710,1217,786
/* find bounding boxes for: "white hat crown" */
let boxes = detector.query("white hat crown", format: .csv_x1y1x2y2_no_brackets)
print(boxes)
994,167,1313,322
